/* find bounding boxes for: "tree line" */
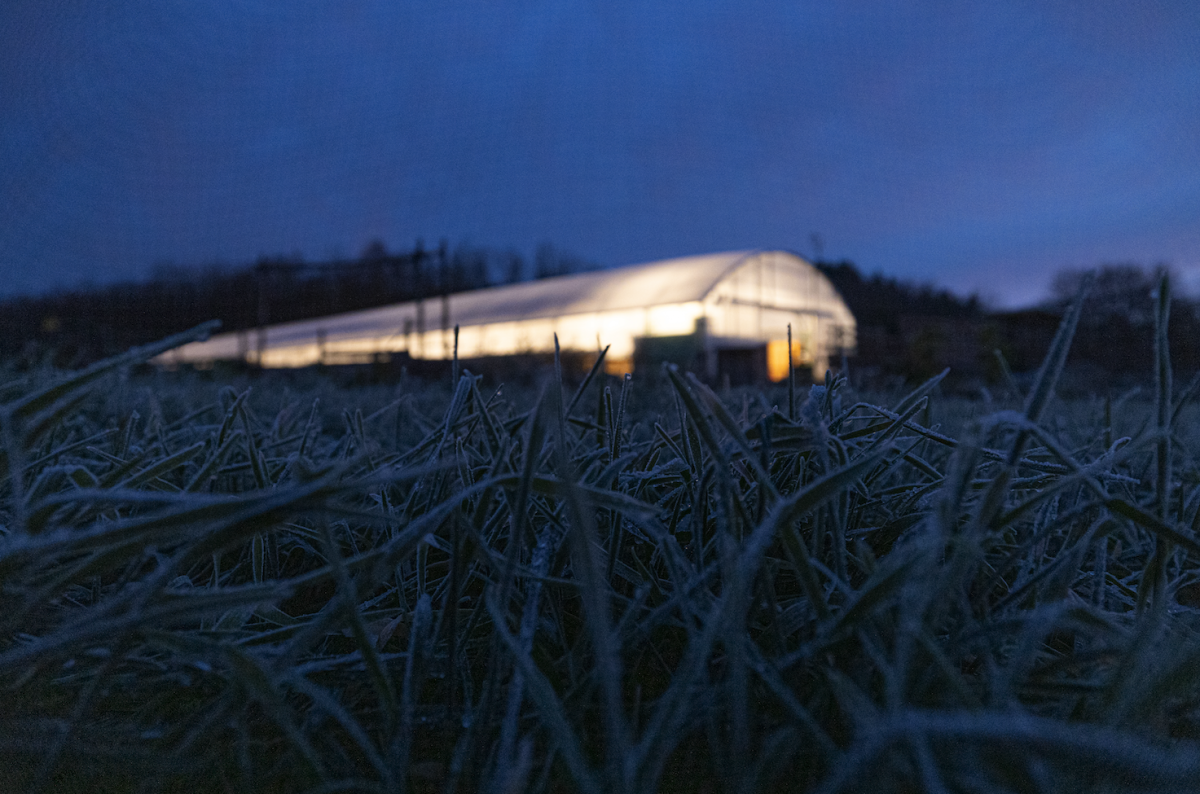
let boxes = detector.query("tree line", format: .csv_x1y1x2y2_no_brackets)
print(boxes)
1,244,1192,388
0,240,593,367
817,260,1200,389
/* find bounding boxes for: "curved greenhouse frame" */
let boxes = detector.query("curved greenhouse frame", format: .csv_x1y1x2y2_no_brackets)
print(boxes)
160,250,855,381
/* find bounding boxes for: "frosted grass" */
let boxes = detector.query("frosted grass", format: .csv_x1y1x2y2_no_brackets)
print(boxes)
3,281,1200,792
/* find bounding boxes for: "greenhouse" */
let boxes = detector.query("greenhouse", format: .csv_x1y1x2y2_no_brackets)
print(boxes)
161,250,856,381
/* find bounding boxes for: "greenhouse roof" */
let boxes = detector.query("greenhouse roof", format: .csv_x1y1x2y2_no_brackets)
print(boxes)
433,250,754,323
161,250,851,365
209,251,755,349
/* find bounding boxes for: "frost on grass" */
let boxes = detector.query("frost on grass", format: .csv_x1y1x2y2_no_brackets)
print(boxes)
5,290,1200,793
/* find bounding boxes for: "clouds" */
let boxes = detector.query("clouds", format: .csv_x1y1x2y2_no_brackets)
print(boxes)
1,1,1197,304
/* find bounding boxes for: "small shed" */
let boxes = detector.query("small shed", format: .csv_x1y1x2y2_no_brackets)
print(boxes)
161,250,856,381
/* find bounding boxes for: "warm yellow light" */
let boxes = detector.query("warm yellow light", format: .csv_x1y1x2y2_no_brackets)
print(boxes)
154,252,858,374
646,302,703,336
766,339,803,382
259,344,320,368
605,356,633,376
374,304,703,364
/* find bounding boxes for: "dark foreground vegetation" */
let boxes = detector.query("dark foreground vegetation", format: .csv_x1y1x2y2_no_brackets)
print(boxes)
6,276,1200,792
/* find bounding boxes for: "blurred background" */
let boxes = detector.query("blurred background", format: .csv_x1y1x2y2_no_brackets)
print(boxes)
2,1,1198,381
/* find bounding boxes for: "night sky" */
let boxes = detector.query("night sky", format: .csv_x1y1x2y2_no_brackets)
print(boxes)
3,1,1198,307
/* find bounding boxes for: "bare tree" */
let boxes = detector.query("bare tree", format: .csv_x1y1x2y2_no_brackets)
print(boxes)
1049,263,1170,327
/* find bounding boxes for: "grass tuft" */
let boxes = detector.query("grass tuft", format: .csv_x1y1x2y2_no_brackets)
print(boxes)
4,313,1200,792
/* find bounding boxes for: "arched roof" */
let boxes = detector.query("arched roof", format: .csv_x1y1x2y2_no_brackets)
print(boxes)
269,250,757,345
163,250,852,363
432,250,755,323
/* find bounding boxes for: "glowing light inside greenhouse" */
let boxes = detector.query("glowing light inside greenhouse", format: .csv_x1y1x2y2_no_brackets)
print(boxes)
158,251,856,380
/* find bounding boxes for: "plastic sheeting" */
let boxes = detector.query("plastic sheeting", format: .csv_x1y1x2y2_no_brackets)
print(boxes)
160,250,855,376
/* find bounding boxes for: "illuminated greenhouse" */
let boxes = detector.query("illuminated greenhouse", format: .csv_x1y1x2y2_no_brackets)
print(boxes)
161,250,856,382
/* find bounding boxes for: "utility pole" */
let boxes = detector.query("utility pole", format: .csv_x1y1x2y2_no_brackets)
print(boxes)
256,260,269,365
439,239,451,358
414,241,426,358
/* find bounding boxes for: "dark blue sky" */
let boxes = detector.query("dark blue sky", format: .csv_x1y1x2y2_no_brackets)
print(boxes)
3,1,1198,306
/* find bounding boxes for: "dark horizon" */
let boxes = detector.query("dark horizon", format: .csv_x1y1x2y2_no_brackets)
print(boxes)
0,238,1041,313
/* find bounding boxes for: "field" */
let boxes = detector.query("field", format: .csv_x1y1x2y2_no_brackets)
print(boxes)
7,284,1200,793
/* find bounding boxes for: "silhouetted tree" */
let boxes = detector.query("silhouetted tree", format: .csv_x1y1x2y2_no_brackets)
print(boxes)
0,240,597,367
817,259,980,333
1043,263,1199,380
502,250,526,284
815,259,985,383
360,239,389,262
1049,263,1164,326
534,243,594,279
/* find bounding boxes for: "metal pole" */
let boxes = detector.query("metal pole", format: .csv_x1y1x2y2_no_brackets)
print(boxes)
256,261,269,366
